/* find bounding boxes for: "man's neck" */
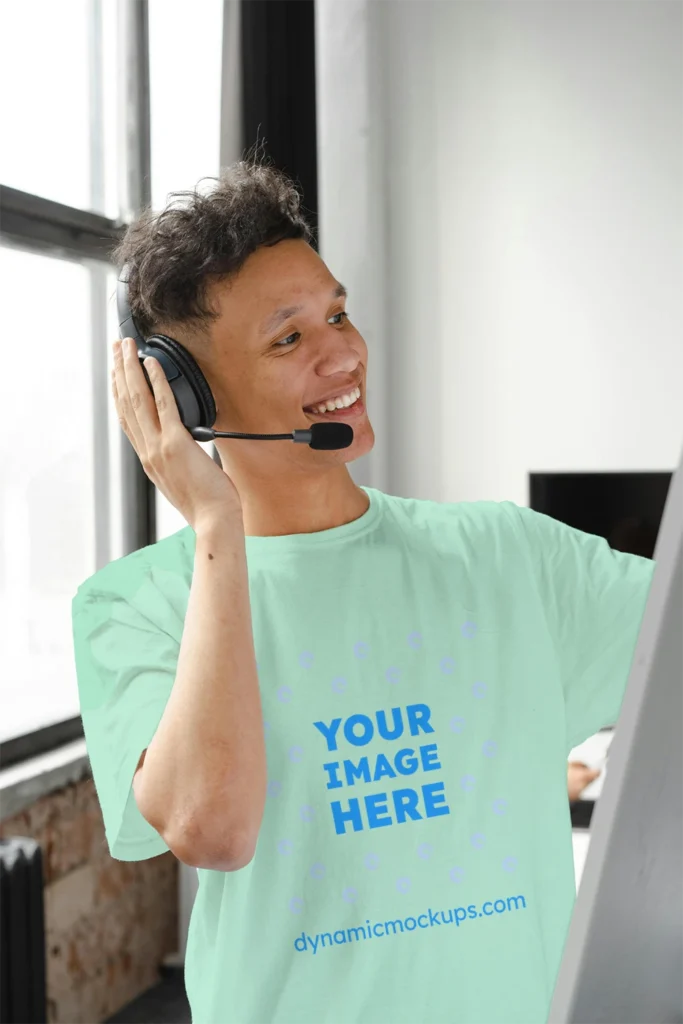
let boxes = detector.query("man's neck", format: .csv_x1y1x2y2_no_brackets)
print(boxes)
217,460,370,537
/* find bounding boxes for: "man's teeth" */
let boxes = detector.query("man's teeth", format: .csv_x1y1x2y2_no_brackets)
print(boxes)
309,386,361,414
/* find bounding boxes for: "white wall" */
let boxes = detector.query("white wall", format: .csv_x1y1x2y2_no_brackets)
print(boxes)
316,0,683,505
314,0,391,491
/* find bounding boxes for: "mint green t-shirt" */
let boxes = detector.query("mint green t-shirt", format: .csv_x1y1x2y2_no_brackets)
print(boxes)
71,487,655,1024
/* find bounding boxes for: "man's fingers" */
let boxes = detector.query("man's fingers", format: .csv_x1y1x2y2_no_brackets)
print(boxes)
113,339,146,455
567,762,602,801
141,355,183,432
121,339,160,441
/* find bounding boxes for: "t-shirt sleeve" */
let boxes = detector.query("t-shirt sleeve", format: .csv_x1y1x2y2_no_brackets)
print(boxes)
71,572,181,862
503,502,656,753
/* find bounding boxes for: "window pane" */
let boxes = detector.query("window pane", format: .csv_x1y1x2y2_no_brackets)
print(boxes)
0,0,120,218
0,249,95,742
148,0,224,213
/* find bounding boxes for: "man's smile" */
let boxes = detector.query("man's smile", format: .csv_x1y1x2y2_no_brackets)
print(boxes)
303,387,365,421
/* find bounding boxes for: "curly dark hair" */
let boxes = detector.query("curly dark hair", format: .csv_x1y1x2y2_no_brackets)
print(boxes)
111,154,314,345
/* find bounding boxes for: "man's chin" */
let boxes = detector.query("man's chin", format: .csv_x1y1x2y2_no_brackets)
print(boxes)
336,419,375,463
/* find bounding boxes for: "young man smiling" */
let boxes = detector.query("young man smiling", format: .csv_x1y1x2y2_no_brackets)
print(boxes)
72,160,655,1024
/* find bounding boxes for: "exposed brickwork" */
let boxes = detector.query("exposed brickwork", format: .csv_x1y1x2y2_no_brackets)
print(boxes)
0,775,178,1023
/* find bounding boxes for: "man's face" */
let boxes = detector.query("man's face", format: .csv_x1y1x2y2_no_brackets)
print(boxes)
204,239,374,467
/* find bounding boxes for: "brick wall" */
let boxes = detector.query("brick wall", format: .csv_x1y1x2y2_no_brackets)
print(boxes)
0,775,178,1023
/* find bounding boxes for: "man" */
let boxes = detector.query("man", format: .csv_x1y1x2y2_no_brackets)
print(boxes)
72,159,655,1024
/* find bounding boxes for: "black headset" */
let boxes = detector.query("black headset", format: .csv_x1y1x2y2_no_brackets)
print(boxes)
117,264,220,441
116,263,352,449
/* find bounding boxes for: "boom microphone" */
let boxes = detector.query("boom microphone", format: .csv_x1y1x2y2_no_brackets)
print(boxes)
190,421,354,450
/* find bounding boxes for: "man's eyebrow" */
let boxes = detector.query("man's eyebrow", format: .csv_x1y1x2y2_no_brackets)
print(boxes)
258,282,348,336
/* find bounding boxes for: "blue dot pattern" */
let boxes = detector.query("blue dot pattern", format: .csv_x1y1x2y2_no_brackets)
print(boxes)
277,685,293,703
354,642,369,659
472,680,487,698
289,897,304,914
471,832,486,849
331,676,347,693
440,657,455,674
278,839,293,856
385,666,401,684
396,877,411,894
460,775,476,792
342,887,358,904
449,716,465,733
299,651,314,669
449,866,465,884
407,631,422,649
364,853,380,871
310,862,326,879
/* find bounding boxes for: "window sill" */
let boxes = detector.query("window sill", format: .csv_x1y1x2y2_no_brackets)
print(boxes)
0,738,90,822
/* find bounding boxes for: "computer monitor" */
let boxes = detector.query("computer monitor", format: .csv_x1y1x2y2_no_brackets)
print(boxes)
529,469,671,562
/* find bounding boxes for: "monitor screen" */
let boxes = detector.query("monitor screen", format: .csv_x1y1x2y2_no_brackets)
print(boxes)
528,471,672,559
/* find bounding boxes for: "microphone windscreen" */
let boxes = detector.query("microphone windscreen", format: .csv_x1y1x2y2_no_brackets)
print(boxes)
309,422,354,450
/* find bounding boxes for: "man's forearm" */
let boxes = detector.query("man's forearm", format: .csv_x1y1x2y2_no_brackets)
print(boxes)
135,513,267,868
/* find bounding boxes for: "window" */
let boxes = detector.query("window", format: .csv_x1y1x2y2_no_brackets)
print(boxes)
0,0,229,760
149,0,224,212
0,0,120,219
0,249,95,742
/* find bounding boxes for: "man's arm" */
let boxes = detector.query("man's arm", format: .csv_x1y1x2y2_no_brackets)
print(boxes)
504,502,655,750
133,513,267,871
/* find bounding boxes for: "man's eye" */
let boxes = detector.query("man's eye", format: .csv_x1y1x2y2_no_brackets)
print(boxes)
274,312,348,348
275,332,300,348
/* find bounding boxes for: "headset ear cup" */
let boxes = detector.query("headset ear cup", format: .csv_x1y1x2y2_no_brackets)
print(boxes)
141,334,217,431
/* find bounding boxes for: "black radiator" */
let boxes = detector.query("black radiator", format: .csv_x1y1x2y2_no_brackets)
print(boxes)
0,838,47,1024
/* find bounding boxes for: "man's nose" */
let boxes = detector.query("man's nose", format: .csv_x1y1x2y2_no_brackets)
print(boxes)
316,329,360,374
